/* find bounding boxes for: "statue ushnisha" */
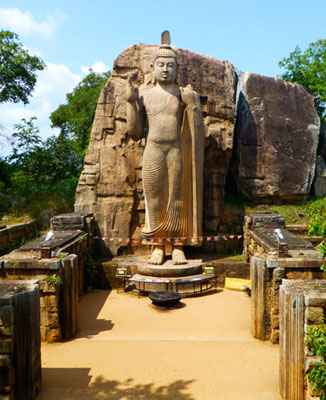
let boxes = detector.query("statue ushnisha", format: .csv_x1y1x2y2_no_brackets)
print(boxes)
126,31,205,265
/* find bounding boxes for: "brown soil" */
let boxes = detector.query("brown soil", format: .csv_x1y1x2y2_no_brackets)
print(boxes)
37,289,281,400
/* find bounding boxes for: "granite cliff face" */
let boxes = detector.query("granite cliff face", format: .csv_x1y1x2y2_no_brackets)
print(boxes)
74,44,237,255
232,73,320,202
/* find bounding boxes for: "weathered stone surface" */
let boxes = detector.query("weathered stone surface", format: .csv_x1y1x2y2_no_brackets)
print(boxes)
279,280,326,400
312,155,326,198
246,212,285,229
305,306,324,325
232,73,320,202
51,212,93,231
0,281,41,399
250,255,270,340
0,221,39,256
279,280,305,400
75,43,237,256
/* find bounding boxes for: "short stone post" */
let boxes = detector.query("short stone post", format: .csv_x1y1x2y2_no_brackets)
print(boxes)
251,255,270,340
0,280,41,400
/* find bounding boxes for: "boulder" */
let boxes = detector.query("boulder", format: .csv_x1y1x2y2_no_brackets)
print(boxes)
232,72,320,202
74,44,237,256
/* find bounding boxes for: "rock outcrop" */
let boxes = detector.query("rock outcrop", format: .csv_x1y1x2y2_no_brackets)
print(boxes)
74,44,237,256
232,73,320,202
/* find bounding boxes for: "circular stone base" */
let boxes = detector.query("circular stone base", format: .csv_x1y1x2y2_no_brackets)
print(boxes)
149,291,181,307
137,261,202,277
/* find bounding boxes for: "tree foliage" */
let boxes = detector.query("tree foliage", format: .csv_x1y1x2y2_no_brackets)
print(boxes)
8,117,82,191
0,30,45,105
50,71,110,156
0,117,83,217
279,39,326,121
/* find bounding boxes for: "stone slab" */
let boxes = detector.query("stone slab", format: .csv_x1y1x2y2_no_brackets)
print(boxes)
19,231,83,252
136,260,202,277
51,213,93,231
251,227,314,252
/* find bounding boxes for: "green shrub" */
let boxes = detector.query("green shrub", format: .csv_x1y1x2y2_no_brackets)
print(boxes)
46,274,62,286
307,198,326,237
306,325,326,398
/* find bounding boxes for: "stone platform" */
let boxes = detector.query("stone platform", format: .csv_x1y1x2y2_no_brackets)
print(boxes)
123,273,217,295
97,254,250,291
137,259,202,277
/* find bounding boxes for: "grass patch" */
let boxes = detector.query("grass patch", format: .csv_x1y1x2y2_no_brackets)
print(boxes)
0,214,33,225
212,254,246,262
223,193,326,237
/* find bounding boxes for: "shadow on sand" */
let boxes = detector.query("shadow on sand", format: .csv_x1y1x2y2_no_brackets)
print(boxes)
75,290,114,339
39,367,196,400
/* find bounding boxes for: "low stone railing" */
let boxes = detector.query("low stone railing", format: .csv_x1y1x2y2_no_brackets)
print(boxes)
0,280,41,399
0,212,95,342
243,212,323,343
0,221,39,256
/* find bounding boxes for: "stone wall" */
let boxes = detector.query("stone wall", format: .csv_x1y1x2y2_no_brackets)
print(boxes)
251,255,323,344
0,280,41,400
0,221,39,256
0,255,79,342
243,213,319,262
279,280,326,400
74,43,237,257
51,213,95,296
243,212,286,262
0,212,94,342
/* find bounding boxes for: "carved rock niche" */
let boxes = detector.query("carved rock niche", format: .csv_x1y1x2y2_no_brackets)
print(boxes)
75,43,237,256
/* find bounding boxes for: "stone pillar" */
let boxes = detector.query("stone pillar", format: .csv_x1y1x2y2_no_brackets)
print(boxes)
61,254,79,339
279,280,326,400
0,280,41,400
279,280,305,400
251,255,271,340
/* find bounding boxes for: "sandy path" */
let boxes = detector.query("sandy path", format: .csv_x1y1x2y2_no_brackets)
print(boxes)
37,289,281,400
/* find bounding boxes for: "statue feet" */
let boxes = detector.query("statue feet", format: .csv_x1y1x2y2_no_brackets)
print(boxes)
172,247,188,265
148,246,165,265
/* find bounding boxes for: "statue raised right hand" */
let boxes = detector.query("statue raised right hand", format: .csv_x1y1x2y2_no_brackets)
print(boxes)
126,75,138,103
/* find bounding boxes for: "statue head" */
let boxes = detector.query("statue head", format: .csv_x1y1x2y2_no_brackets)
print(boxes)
152,31,178,85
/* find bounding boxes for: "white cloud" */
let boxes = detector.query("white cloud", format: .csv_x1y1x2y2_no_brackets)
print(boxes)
81,60,109,75
34,62,81,99
0,8,67,38
0,61,81,157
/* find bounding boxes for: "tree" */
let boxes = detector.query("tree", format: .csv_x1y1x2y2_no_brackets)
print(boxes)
8,117,42,195
7,117,82,207
10,117,41,166
279,39,326,121
28,135,83,186
50,70,110,156
0,30,45,105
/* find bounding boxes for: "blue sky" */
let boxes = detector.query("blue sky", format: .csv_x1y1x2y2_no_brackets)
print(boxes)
1,0,326,155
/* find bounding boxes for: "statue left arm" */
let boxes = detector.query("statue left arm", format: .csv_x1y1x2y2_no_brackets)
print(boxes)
126,75,145,141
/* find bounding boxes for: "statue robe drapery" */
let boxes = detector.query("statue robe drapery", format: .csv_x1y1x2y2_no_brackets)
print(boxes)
141,101,205,245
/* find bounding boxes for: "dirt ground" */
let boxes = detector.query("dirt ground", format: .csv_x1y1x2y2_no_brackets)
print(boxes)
37,289,281,400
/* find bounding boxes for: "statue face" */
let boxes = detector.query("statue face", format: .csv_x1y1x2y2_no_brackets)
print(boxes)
153,57,177,84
